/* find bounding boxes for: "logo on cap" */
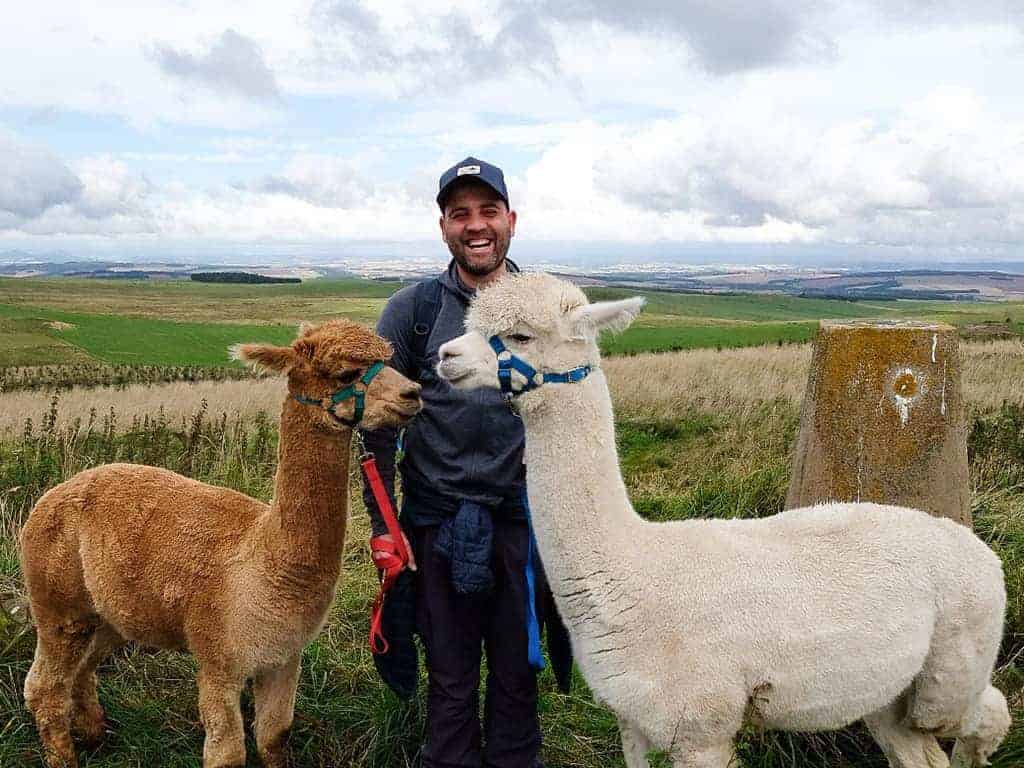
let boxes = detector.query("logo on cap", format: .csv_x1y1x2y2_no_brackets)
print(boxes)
457,165,481,176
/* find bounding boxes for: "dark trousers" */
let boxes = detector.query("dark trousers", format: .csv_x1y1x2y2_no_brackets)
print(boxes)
413,521,541,768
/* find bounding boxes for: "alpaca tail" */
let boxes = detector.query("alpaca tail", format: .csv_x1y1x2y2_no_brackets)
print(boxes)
949,686,1011,768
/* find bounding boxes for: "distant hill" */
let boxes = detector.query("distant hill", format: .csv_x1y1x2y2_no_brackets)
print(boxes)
569,268,1024,302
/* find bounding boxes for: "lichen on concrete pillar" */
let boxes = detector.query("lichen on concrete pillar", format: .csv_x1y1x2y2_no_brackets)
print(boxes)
786,320,971,527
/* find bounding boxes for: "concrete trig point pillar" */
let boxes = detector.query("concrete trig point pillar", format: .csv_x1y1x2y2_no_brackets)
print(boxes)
786,320,971,527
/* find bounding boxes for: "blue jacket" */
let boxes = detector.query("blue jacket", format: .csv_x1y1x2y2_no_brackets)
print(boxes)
360,260,573,701
361,259,526,533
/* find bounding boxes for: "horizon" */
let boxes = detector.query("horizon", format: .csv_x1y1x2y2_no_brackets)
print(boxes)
3,242,1024,276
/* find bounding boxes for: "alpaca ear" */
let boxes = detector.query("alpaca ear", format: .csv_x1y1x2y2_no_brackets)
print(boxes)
294,338,316,360
230,343,299,373
570,297,645,336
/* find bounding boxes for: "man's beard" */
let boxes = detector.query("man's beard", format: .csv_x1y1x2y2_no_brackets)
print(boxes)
446,232,510,277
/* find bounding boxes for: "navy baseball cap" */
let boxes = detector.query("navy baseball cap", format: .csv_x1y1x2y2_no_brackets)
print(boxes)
436,157,509,211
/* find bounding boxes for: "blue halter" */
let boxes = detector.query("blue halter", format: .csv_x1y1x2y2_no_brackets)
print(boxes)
488,336,592,399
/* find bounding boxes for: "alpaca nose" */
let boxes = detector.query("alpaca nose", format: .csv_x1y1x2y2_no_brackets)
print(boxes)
438,342,455,361
400,382,421,401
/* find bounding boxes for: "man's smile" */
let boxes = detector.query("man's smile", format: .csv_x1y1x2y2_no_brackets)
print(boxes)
465,238,494,254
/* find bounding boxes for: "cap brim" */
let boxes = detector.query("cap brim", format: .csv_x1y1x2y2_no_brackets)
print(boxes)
437,176,508,210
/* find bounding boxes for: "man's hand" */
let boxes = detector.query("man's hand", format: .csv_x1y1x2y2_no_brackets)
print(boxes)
371,533,417,571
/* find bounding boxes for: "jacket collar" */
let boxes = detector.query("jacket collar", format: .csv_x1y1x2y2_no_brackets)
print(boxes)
440,257,520,305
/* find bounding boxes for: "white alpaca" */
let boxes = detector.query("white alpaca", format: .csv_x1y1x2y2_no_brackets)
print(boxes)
436,272,1009,768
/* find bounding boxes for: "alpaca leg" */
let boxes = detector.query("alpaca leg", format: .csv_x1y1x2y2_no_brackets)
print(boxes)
865,699,949,768
618,716,653,768
197,665,247,768
669,739,735,768
69,623,124,747
24,617,97,768
906,627,985,735
947,686,1011,768
254,655,301,768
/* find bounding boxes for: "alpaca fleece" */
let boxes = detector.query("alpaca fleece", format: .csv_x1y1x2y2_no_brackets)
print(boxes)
438,271,1010,768
20,319,420,768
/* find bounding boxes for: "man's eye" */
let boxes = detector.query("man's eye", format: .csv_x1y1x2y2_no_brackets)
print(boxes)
509,334,533,343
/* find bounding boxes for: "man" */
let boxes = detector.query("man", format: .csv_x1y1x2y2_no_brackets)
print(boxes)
361,157,545,768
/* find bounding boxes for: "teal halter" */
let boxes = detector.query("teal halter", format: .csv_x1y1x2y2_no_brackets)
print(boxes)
292,360,386,427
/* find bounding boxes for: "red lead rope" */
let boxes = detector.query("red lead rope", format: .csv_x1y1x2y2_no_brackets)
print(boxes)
362,454,410,654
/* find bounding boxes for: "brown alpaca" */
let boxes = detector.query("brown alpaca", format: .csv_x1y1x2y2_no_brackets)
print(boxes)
19,319,421,768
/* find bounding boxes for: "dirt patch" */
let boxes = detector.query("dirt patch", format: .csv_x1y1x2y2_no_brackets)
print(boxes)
45,321,76,331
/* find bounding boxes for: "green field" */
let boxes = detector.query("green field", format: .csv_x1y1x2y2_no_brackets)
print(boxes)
0,277,398,324
0,304,295,368
0,277,1022,766
2,276,1024,366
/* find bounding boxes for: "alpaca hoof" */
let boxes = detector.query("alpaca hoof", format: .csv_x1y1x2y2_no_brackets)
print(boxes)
950,741,974,768
75,724,107,750
36,721,79,768
42,745,79,768
71,709,107,748
261,750,290,768
260,733,291,768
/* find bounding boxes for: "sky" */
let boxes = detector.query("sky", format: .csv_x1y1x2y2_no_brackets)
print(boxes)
2,1,1024,267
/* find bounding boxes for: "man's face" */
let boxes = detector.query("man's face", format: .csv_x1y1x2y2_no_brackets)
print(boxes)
439,181,517,277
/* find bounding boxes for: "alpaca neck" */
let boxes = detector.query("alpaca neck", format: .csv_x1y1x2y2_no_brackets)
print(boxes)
520,371,644,616
259,397,351,584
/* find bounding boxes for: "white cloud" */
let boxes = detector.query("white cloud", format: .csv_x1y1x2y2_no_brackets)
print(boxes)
149,29,281,103
0,2,295,128
0,141,156,236
305,0,563,97
582,85,1024,247
74,157,154,219
4,85,1024,253
540,0,834,74
0,133,82,218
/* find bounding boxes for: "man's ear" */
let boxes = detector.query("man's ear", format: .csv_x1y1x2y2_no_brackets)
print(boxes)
230,343,300,374
569,297,645,336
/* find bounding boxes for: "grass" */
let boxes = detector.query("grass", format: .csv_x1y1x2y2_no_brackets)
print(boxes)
0,363,254,394
583,286,1024,325
0,277,400,324
0,303,296,368
1,278,1022,765
0,351,1022,766
4,276,1024,367
601,322,817,355
0,317,94,367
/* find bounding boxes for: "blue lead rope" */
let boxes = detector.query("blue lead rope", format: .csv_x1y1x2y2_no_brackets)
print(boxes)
522,489,545,672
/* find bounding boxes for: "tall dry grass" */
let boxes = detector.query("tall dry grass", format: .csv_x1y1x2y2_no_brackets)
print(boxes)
0,377,285,438
1,339,1022,437
606,339,1024,420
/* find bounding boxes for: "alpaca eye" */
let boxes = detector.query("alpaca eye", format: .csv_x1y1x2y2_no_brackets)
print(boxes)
336,369,361,384
509,334,533,344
